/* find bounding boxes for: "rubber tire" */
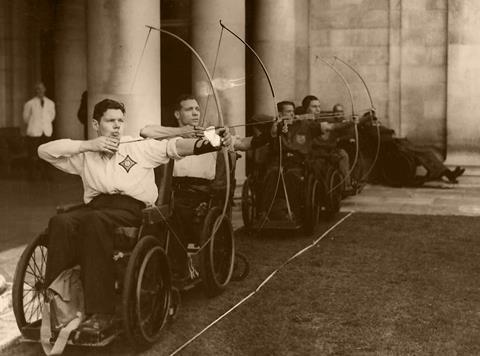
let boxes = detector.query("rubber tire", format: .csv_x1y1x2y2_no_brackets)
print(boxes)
322,166,343,220
303,173,319,234
200,207,235,297
12,232,48,335
231,252,250,282
241,176,256,230
122,235,171,350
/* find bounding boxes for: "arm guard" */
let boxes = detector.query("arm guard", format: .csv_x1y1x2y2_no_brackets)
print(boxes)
193,138,221,155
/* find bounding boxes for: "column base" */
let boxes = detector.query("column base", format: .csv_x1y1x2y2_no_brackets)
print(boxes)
444,152,480,176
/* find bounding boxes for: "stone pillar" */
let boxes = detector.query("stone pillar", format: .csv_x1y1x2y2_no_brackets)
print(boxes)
10,0,31,129
446,0,480,172
387,0,401,134
87,0,161,138
294,0,309,104
54,0,86,139
0,1,11,129
191,0,246,181
252,0,296,114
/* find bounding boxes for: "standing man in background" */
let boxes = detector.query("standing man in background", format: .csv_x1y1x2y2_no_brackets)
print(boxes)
23,82,55,179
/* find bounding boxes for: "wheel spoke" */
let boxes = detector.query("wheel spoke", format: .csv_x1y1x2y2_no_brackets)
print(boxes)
30,252,42,278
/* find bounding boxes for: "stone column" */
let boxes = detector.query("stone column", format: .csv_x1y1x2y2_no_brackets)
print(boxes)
54,0,87,139
191,0,246,181
87,0,161,138
294,0,309,104
251,0,296,115
446,0,480,172
10,0,31,129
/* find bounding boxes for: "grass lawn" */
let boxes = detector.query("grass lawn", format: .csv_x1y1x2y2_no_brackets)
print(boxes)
7,213,480,355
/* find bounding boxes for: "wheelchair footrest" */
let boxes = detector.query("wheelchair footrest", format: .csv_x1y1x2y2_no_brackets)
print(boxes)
20,319,122,347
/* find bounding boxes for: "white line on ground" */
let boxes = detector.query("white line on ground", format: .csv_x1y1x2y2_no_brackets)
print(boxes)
169,211,355,356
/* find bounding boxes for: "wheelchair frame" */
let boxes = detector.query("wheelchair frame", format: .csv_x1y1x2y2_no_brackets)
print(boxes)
241,143,344,233
12,158,238,350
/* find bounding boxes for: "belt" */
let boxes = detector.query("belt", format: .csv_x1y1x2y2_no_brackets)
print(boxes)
173,177,211,194
88,194,146,211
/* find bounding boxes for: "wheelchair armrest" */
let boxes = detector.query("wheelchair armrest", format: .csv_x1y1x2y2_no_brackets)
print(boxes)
56,203,85,214
142,203,171,225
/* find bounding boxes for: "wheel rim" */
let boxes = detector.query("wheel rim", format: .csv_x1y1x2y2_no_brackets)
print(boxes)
242,180,256,226
329,170,343,209
209,217,234,287
21,244,47,325
135,246,170,343
311,180,321,224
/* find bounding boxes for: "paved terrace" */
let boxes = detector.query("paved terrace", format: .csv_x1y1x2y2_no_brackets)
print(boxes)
1,174,480,349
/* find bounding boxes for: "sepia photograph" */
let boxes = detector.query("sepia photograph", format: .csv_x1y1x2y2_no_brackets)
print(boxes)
1,0,479,355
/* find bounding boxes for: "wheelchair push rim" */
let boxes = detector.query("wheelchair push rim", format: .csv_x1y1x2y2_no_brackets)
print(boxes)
122,235,171,348
12,233,48,333
200,207,235,297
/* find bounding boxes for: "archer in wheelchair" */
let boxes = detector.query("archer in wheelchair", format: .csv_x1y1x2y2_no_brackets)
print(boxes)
242,96,360,233
12,98,237,352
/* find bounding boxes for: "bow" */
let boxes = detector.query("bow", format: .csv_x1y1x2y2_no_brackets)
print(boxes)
333,56,381,184
219,20,295,231
314,56,360,195
139,25,231,241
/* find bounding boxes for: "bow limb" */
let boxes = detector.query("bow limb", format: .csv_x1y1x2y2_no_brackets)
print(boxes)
147,26,230,224
333,56,381,184
220,20,294,230
315,56,360,194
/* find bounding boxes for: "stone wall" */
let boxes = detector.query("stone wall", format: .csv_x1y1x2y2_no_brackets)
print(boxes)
309,0,390,119
308,0,448,155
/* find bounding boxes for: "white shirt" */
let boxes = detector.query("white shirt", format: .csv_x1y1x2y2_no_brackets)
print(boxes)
23,96,56,137
173,152,217,180
38,136,183,206
172,135,239,180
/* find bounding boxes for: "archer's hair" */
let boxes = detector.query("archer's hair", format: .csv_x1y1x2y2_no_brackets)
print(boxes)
277,101,295,113
93,99,125,121
174,94,197,111
332,103,344,113
301,95,319,110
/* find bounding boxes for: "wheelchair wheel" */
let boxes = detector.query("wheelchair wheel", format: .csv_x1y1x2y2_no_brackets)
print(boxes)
231,252,250,282
303,173,320,234
381,149,416,187
321,165,343,219
122,235,171,349
12,232,48,334
200,207,235,297
241,176,256,229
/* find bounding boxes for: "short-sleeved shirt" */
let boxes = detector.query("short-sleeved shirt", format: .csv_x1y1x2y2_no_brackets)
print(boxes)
38,136,183,206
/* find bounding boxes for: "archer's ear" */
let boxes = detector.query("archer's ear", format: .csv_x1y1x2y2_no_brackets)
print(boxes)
92,119,99,132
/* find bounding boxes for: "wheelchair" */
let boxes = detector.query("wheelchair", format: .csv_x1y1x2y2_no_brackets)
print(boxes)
12,155,239,350
241,119,344,234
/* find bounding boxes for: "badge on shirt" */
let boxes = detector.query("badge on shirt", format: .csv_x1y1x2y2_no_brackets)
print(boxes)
119,155,137,173
295,134,307,145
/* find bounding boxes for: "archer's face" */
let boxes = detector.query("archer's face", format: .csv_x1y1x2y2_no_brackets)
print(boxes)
93,109,125,138
306,100,321,114
175,99,200,127
280,104,295,119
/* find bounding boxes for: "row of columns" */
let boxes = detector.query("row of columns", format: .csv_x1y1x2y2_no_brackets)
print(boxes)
53,0,299,181
54,0,299,140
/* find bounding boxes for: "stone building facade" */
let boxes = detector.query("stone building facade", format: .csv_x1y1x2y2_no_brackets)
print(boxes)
0,0,479,176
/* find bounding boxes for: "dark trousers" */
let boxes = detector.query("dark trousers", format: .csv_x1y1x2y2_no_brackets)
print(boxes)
27,135,49,179
45,195,143,314
169,188,210,274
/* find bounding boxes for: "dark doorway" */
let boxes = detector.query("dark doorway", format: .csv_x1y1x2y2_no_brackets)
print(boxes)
160,0,192,127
